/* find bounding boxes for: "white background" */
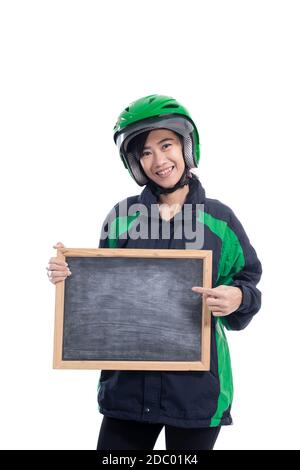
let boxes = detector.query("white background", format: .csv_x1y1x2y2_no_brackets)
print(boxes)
0,0,299,450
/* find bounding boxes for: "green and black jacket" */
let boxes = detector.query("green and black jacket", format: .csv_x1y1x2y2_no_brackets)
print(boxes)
97,174,262,428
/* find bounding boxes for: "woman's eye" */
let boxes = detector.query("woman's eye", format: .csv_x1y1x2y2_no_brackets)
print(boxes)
141,143,171,157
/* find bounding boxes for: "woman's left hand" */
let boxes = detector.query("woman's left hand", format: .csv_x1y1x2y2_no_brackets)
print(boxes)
191,285,243,317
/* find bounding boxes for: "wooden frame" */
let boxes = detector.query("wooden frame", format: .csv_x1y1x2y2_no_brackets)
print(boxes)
53,248,212,371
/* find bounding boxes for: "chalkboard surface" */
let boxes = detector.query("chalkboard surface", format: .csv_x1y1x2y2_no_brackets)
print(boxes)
53,249,212,370
63,256,203,361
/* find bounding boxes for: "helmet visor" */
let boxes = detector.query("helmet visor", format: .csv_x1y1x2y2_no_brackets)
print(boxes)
115,115,194,154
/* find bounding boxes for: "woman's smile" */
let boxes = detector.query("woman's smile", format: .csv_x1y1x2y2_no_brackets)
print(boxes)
155,165,175,178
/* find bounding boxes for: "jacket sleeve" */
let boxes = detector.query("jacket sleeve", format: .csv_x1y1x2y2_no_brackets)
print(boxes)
98,217,110,248
98,209,115,248
219,208,262,331
98,202,121,248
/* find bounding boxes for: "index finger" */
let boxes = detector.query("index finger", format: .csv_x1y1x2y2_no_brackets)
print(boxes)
191,287,218,296
49,257,68,265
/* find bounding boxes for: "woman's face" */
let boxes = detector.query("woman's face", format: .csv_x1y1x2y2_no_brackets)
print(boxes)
139,129,185,188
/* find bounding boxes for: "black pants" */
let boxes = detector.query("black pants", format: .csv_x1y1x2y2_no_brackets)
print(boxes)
97,416,221,450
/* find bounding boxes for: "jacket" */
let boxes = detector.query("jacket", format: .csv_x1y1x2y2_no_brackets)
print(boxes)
97,174,262,428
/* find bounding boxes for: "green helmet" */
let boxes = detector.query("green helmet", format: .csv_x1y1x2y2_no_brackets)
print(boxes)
113,94,200,186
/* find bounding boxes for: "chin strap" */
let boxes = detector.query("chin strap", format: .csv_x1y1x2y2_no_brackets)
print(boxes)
147,167,191,198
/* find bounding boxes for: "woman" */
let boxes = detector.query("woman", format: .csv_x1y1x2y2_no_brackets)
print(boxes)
47,94,262,450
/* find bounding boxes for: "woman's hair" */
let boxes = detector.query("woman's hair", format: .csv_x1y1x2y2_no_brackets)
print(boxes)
127,129,184,161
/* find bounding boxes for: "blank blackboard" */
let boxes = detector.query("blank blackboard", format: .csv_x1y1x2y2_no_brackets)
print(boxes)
53,248,212,371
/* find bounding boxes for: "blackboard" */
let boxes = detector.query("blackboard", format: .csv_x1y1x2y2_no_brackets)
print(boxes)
53,248,212,371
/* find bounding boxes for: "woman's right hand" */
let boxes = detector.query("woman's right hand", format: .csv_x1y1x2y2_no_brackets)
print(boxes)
46,241,72,285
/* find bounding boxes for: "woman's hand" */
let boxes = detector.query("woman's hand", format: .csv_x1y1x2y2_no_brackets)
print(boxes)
191,285,243,317
46,241,72,285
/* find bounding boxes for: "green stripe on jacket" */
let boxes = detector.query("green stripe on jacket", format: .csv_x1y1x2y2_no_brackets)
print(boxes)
107,212,140,248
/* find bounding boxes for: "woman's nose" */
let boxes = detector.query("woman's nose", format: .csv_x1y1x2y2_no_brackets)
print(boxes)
152,150,168,168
